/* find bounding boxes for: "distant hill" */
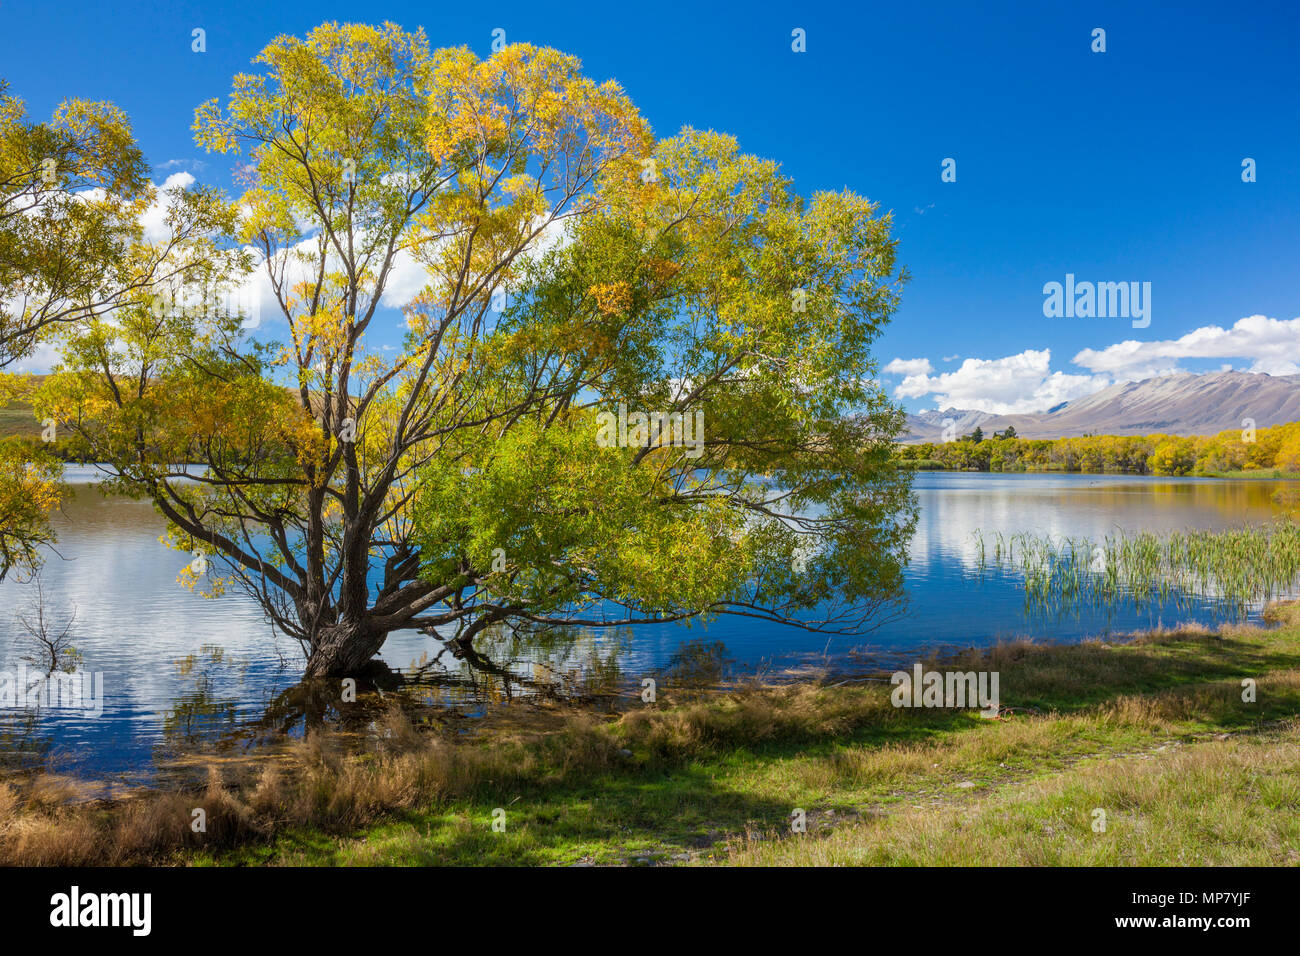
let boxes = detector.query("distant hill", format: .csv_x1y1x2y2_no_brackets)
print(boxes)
906,407,999,439
901,371,1300,442
0,374,45,439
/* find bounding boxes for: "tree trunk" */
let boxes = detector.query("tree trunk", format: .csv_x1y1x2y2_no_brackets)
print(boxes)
304,619,388,678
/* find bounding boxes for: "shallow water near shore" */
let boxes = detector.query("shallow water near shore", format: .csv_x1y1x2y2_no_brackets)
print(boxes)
1,467,1295,783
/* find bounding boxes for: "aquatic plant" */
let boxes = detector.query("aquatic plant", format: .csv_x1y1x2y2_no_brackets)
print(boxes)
974,521,1300,619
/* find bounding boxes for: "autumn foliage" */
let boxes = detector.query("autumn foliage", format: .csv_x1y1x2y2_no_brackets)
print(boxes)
897,421,1300,476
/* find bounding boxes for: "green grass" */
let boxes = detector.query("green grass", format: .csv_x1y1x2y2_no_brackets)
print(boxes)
1197,468,1300,480
729,729,1300,865
0,401,41,439
179,609,1300,867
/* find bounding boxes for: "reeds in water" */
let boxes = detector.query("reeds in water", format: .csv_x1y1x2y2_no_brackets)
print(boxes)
974,521,1300,619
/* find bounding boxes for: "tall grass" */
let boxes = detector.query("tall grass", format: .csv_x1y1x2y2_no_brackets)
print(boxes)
975,521,1300,618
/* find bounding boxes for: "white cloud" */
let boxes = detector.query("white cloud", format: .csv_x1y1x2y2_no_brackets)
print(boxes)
377,245,429,309
5,341,62,374
1250,358,1300,376
885,314,1300,414
1072,315,1300,377
883,357,933,376
155,158,209,176
890,348,1112,415
137,172,196,243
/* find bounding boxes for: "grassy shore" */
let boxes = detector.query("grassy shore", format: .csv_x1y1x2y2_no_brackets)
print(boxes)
3,605,1299,866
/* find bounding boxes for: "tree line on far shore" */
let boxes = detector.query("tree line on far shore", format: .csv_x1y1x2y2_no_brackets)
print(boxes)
895,421,1300,476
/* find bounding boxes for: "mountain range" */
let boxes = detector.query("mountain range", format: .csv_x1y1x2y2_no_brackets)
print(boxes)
900,371,1300,443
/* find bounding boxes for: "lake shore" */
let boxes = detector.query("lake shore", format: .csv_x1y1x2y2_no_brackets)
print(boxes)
3,602,1298,866
898,460,1300,480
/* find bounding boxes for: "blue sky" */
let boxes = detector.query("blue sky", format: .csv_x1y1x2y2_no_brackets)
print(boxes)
3,0,1297,413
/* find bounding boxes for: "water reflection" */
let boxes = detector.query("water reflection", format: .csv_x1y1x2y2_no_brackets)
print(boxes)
158,647,245,748
0,469,1294,780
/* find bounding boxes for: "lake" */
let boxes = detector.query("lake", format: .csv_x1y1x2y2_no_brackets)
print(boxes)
1,468,1295,783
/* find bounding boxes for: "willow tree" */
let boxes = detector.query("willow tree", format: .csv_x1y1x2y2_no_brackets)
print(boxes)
40,22,913,677
0,79,216,578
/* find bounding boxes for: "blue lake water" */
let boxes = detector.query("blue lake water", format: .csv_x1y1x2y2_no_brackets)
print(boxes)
1,468,1295,782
